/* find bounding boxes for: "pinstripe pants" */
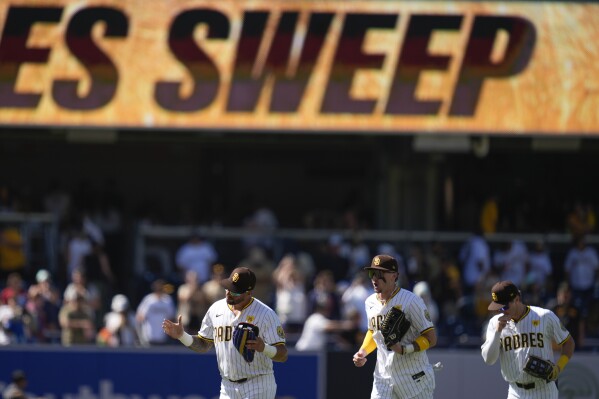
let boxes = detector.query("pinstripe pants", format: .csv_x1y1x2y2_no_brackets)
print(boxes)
371,375,435,399
507,381,558,399
220,374,277,399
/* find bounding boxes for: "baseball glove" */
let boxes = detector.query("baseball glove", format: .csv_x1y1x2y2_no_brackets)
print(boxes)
524,355,558,381
233,322,260,363
380,306,411,350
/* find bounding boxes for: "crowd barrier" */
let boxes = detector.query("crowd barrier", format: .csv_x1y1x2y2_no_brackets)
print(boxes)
1,346,598,399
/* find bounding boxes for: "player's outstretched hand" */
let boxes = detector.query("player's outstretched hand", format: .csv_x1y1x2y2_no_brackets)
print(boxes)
353,349,368,367
163,314,184,339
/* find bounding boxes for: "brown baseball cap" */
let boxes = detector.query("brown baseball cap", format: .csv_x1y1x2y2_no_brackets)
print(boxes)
220,267,256,294
364,254,398,272
488,281,520,310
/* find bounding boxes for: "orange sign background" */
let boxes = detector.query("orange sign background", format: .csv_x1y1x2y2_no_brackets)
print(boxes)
0,0,597,134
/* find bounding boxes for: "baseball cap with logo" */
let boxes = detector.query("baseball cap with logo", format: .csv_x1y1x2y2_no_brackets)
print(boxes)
488,281,520,310
220,267,256,294
364,254,398,272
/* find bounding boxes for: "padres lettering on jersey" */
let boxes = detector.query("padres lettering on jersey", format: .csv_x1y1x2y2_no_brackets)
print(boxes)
370,312,397,331
500,333,544,351
214,326,233,342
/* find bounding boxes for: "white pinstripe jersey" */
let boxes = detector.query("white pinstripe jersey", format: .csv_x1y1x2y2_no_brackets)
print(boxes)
485,306,570,383
365,287,435,398
197,297,286,382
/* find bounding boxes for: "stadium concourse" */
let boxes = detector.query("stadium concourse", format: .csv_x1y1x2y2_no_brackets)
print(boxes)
1,130,599,350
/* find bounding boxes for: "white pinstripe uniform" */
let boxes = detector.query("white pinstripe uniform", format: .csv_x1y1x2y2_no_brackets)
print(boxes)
365,287,436,399
197,296,286,399
481,306,570,399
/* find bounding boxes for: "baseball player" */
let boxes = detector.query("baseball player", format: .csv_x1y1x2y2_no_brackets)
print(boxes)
163,267,288,399
353,255,438,399
481,280,575,399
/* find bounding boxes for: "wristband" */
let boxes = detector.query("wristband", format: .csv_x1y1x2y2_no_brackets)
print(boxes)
403,344,415,354
179,332,193,347
415,336,430,351
263,344,277,359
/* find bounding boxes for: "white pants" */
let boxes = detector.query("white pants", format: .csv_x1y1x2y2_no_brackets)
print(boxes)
371,374,435,399
220,374,277,399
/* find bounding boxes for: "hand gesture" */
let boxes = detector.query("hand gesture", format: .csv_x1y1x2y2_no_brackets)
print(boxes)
163,315,184,339
497,315,510,332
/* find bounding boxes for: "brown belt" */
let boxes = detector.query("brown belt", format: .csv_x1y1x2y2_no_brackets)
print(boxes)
516,382,535,390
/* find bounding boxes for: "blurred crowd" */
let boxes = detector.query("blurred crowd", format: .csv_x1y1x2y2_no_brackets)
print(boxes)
1,183,598,350
1,228,598,351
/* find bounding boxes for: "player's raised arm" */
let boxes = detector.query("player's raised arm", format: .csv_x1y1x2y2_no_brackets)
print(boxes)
163,314,213,353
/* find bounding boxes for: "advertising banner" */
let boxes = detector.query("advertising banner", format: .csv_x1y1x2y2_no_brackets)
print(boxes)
0,347,321,399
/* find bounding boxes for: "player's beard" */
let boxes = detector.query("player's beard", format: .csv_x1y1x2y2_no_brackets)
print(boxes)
226,294,245,306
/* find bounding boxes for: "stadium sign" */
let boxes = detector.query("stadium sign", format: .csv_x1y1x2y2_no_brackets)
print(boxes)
0,0,598,134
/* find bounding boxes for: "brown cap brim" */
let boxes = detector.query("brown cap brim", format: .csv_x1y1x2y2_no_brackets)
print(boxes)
488,302,506,311
363,265,392,271
219,279,237,293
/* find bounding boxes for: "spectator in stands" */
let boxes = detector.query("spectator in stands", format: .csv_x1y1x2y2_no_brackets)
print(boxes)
458,230,491,296
312,234,350,283
566,201,595,242
238,246,275,305
97,294,138,347
177,270,209,332
0,291,29,344
563,235,599,346
175,234,218,285
295,293,359,352
524,240,553,305
341,272,374,332
345,233,370,282
82,241,115,320
406,243,427,286
242,205,279,253
0,228,26,281
65,227,93,281
307,270,342,321
549,282,583,348
423,241,444,292
29,269,61,310
494,240,528,287
136,279,175,346
431,255,462,337
1,273,27,308
24,286,61,344
202,263,226,305
42,180,71,224
272,254,307,334
480,195,499,235
63,268,101,327
413,281,439,325
58,291,95,345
